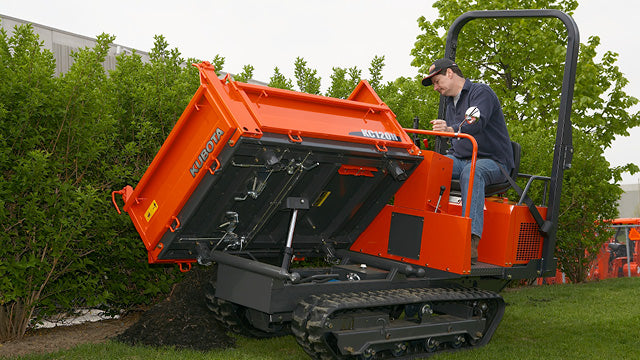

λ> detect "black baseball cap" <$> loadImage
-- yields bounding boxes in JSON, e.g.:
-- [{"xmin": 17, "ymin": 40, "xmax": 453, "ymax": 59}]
[{"xmin": 421, "ymin": 58, "xmax": 458, "ymax": 86}]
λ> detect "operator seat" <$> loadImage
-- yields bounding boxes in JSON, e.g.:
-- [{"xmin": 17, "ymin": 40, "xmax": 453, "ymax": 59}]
[
  {"xmin": 449, "ymin": 141, "xmax": 521, "ymax": 197},
  {"xmin": 608, "ymin": 242, "xmax": 627, "ymax": 258}
]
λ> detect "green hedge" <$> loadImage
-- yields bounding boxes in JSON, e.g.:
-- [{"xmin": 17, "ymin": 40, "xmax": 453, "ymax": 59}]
[{"xmin": 0, "ymin": 24, "xmax": 213, "ymax": 340}]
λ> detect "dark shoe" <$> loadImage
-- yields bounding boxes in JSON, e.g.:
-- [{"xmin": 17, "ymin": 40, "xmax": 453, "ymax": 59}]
[{"xmin": 471, "ymin": 234, "xmax": 480, "ymax": 263}]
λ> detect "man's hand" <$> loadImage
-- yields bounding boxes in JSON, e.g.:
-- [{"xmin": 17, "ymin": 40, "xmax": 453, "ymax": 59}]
[{"xmin": 430, "ymin": 119, "xmax": 452, "ymax": 133}]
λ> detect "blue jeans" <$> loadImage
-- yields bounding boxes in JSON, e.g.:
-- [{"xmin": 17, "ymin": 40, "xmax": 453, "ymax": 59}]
[{"xmin": 447, "ymin": 155, "xmax": 507, "ymax": 238}]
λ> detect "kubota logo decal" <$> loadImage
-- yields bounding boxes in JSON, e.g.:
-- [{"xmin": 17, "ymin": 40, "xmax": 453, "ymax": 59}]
[
  {"xmin": 190, "ymin": 128, "xmax": 224, "ymax": 178},
  {"xmin": 350, "ymin": 129, "xmax": 401, "ymax": 142}
]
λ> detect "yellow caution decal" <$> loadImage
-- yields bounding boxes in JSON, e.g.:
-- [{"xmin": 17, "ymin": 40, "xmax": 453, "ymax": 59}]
[
  {"xmin": 313, "ymin": 191, "xmax": 331, "ymax": 207},
  {"xmin": 145, "ymin": 200, "xmax": 159, "ymax": 222}
]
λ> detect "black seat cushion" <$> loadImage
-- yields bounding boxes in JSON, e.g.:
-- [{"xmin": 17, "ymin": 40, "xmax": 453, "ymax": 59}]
[{"xmin": 450, "ymin": 141, "xmax": 521, "ymax": 197}]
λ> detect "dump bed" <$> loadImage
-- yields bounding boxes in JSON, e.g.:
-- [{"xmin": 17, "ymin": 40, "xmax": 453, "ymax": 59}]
[{"xmin": 115, "ymin": 62, "xmax": 422, "ymax": 264}]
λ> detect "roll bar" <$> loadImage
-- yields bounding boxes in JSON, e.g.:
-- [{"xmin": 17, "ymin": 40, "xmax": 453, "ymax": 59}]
[{"xmin": 438, "ymin": 10, "xmax": 579, "ymax": 275}]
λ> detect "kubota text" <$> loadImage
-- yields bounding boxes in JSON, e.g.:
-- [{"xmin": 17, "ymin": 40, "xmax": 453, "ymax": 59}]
[{"xmin": 190, "ymin": 128, "xmax": 224, "ymax": 177}]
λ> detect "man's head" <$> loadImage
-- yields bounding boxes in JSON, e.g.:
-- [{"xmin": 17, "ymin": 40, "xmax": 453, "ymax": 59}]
[{"xmin": 422, "ymin": 58, "xmax": 465, "ymax": 97}]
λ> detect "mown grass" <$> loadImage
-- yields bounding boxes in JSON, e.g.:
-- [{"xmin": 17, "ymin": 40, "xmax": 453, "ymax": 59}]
[{"xmin": 7, "ymin": 277, "xmax": 640, "ymax": 360}]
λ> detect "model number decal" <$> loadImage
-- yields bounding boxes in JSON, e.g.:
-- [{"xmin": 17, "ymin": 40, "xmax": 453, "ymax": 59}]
[
  {"xmin": 350, "ymin": 129, "xmax": 401, "ymax": 142},
  {"xmin": 190, "ymin": 128, "xmax": 225, "ymax": 178}
]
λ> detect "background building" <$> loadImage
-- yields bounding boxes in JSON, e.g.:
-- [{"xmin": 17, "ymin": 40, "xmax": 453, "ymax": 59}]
[
  {"xmin": 619, "ymin": 183, "xmax": 640, "ymax": 218},
  {"xmin": 1, "ymin": 13, "xmax": 149, "ymax": 75}
]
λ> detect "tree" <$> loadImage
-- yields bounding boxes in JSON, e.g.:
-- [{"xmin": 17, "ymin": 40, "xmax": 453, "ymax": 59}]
[
  {"xmin": 0, "ymin": 26, "xmax": 200, "ymax": 340},
  {"xmin": 0, "ymin": 22, "xmax": 58, "ymax": 341},
  {"xmin": 378, "ymin": 76, "xmax": 436, "ymax": 129},
  {"xmin": 326, "ymin": 66, "xmax": 361, "ymax": 99},
  {"xmin": 104, "ymin": 35, "xmax": 203, "ymax": 312},
  {"xmin": 0, "ymin": 27, "xmax": 116, "ymax": 340},
  {"xmin": 268, "ymin": 67, "xmax": 294, "ymax": 90},
  {"xmin": 410, "ymin": 0, "xmax": 639, "ymax": 282},
  {"xmin": 293, "ymin": 57, "xmax": 321, "ymax": 95},
  {"xmin": 367, "ymin": 55, "xmax": 386, "ymax": 93},
  {"xmin": 235, "ymin": 64, "xmax": 254, "ymax": 83},
  {"xmin": 143, "ymin": 35, "xmax": 200, "ymax": 141},
  {"xmin": 209, "ymin": 54, "xmax": 226, "ymax": 76}
]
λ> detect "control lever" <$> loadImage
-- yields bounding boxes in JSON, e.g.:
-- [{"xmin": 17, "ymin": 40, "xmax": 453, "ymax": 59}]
[
  {"xmin": 214, "ymin": 212, "xmax": 239, "ymax": 250},
  {"xmin": 434, "ymin": 186, "xmax": 445, "ymax": 213},
  {"xmin": 455, "ymin": 106, "xmax": 480, "ymax": 135}
]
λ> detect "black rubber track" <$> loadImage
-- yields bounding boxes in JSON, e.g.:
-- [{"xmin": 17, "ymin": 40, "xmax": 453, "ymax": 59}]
[{"xmin": 291, "ymin": 287, "xmax": 505, "ymax": 360}]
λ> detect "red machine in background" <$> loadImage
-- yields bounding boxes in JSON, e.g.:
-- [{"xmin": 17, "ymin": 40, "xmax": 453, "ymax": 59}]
[
  {"xmin": 589, "ymin": 218, "xmax": 640, "ymax": 279},
  {"xmin": 538, "ymin": 218, "xmax": 640, "ymax": 284}
]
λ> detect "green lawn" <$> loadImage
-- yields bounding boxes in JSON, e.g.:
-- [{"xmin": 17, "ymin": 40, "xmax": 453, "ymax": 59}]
[{"xmin": 7, "ymin": 277, "xmax": 640, "ymax": 360}]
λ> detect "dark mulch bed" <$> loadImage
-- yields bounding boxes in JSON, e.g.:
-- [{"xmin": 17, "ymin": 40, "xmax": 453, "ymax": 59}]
[{"xmin": 116, "ymin": 267, "xmax": 234, "ymax": 351}]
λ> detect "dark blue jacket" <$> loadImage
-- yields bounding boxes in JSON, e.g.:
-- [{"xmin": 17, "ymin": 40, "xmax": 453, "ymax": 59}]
[{"xmin": 444, "ymin": 79, "xmax": 514, "ymax": 171}]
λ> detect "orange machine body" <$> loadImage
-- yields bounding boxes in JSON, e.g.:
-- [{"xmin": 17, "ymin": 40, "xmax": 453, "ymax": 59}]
[
  {"xmin": 116, "ymin": 62, "xmax": 548, "ymax": 276},
  {"xmin": 350, "ymin": 149, "xmax": 548, "ymax": 274}
]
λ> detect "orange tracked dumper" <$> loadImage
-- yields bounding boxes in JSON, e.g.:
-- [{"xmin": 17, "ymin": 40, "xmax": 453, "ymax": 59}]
[{"xmin": 113, "ymin": 10, "xmax": 579, "ymax": 359}]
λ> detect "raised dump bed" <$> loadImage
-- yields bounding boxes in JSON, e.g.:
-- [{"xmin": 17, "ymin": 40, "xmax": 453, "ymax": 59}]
[{"xmin": 113, "ymin": 62, "xmax": 422, "ymax": 264}]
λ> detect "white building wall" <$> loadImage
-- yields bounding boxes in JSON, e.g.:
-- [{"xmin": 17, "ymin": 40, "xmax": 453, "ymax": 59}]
[
  {"xmin": 619, "ymin": 183, "xmax": 640, "ymax": 218},
  {"xmin": 1, "ymin": 14, "xmax": 149, "ymax": 75}
]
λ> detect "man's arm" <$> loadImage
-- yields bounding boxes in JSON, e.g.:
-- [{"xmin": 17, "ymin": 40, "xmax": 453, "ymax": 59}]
[{"xmin": 462, "ymin": 85, "xmax": 499, "ymax": 135}]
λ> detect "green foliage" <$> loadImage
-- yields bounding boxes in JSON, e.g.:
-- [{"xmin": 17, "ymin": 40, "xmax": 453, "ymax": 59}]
[
  {"xmin": 326, "ymin": 66, "xmax": 361, "ymax": 99},
  {"xmin": 209, "ymin": 54, "xmax": 225, "ymax": 75},
  {"xmin": 0, "ymin": 24, "xmax": 204, "ymax": 340},
  {"xmin": 556, "ymin": 133, "xmax": 621, "ymax": 282},
  {"xmin": 367, "ymin": 55, "xmax": 385, "ymax": 93},
  {"xmin": 379, "ymin": 76, "xmax": 437, "ymax": 129},
  {"xmin": 0, "ymin": 24, "xmax": 56, "ymax": 159},
  {"xmin": 145, "ymin": 35, "xmax": 201, "ymax": 141},
  {"xmin": 235, "ymin": 64, "xmax": 254, "ymax": 83},
  {"xmin": 100, "ymin": 33, "xmax": 201, "ymax": 309},
  {"xmin": 0, "ymin": 23, "xmax": 66, "ymax": 340},
  {"xmin": 53, "ymin": 33, "xmax": 116, "ymax": 183},
  {"xmin": 293, "ymin": 57, "xmax": 321, "ymax": 94},
  {"xmin": 410, "ymin": 0, "xmax": 639, "ymax": 282},
  {"xmin": 268, "ymin": 67, "xmax": 294, "ymax": 90}
]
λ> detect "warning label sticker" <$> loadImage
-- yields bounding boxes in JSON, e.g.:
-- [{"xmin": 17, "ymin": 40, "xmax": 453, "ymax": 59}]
[{"xmin": 145, "ymin": 200, "xmax": 159, "ymax": 222}]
